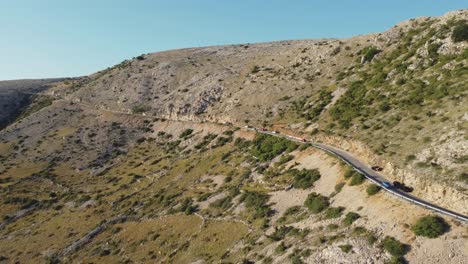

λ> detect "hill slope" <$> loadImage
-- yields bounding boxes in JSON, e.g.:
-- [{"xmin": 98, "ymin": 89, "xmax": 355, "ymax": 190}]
[{"xmin": 0, "ymin": 9, "xmax": 467, "ymax": 264}]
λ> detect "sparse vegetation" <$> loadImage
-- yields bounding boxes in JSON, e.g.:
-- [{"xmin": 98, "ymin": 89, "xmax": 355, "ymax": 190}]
[
  {"xmin": 240, "ymin": 191, "xmax": 271, "ymax": 219},
  {"xmin": 359, "ymin": 46, "xmax": 381, "ymax": 63},
  {"xmin": 366, "ymin": 184, "xmax": 381, "ymax": 195},
  {"xmin": 290, "ymin": 168, "xmax": 321, "ymax": 189},
  {"xmin": 304, "ymin": 192, "xmax": 329, "ymax": 214},
  {"xmin": 349, "ymin": 172, "xmax": 365, "ymax": 186},
  {"xmin": 1, "ymin": 11, "xmax": 466, "ymax": 264},
  {"xmin": 251, "ymin": 133, "xmax": 298, "ymax": 161},
  {"xmin": 411, "ymin": 215, "xmax": 449, "ymax": 238},
  {"xmin": 451, "ymin": 23, "xmax": 468, "ymax": 42},
  {"xmin": 343, "ymin": 212, "xmax": 360, "ymax": 225},
  {"xmin": 324, "ymin": 207, "xmax": 344, "ymax": 219},
  {"xmin": 339, "ymin": 244, "xmax": 353, "ymax": 253},
  {"xmin": 334, "ymin": 182, "xmax": 345, "ymax": 193},
  {"xmin": 382, "ymin": 236, "xmax": 408, "ymax": 258},
  {"xmin": 179, "ymin": 128, "xmax": 194, "ymax": 139},
  {"xmin": 131, "ymin": 104, "xmax": 150, "ymax": 114}
]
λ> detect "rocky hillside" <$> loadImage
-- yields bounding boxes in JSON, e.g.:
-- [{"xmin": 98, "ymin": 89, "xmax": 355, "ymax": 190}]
[
  {"xmin": 0, "ymin": 78, "xmax": 71, "ymax": 129},
  {"xmin": 0, "ymin": 9, "xmax": 467, "ymax": 264},
  {"xmin": 48, "ymin": 10, "xmax": 467, "ymax": 211}
]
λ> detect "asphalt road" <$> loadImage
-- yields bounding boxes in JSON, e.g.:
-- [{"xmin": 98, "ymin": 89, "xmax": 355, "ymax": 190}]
[
  {"xmin": 12, "ymin": 92, "xmax": 467, "ymax": 222},
  {"xmin": 253, "ymin": 128, "xmax": 468, "ymax": 223}
]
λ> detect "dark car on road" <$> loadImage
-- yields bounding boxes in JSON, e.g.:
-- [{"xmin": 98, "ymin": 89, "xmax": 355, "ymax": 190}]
[{"xmin": 393, "ymin": 181, "xmax": 413, "ymax": 192}]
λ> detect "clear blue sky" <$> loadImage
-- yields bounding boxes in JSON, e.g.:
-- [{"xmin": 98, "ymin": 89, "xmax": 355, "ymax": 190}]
[{"xmin": 1, "ymin": 0, "xmax": 466, "ymax": 80}]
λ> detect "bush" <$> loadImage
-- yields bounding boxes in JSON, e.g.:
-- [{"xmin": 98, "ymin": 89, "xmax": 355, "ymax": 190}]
[
  {"xmin": 179, "ymin": 129, "xmax": 193, "ymax": 139},
  {"xmin": 329, "ymin": 81, "xmax": 368, "ymax": 129},
  {"xmin": 291, "ymin": 168, "xmax": 321, "ymax": 189},
  {"xmin": 131, "ymin": 104, "xmax": 150, "ymax": 114},
  {"xmin": 334, "ymin": 182, "xmax": 345, "ymax": 193},
  {"xmin": 251, "ymin": 134, "xmax": 298, "ymax": 161},
  {"xmin": 240, "ymin": 191, "xmax": 271, "ymax": 219},
  {"xmin": 343, "ymin": 212, "xmax": 360, "ymax": 225},
  {"xmin": 276, "ymin": 154, "xmax": 294, "ymax": 166},
  {"xmin": 338, "ymin": 244, "xmax": 353, "ymax": 253},
  {"xmin": 269, "ymin": 226, "xmax": 294, "ymax": 241},
  {"xmin": 275, "ymin": 242, "xmax": 288, "ymax": 254},
  {"xmin": 359, "ymin": 46, "xmax": 381, "ymax": 63},
  {"xmin": 349, "ymin": 173, "xmax": 365, "ymax": 186},
  {"xmin": 209, "ymin": 196, "xmax": 232, "ymax": 210},
  {"xmin": 304, "ymin": 192, "xmax": 329, "ymax": 214},
  {"xmin": 389, "ymin": 256, "xmax": 406, "ymax": 264},
  {"xmin": 452, "ymin": 23, "xmax": 468, "ymax": 42},
  {"xmin": 179, "ymin": 198, "xmax": 198, "ymax": 215},
  {"xmin": 194, "ymin": 134, "xmax": 217, "ymax": 149},
  {"xmin": 343, "ymin": 168, "xmax": 355, "ymax": 179},
  {"xmin": 366, "ymin": 184, "xmax": 381, "ymax": 195},
  {"xmin": 325, "ymin": 207, "xmax": 344, "ymax": 219},
  {"xmin": 411, "ymin": 216, "xmax": 449, "ymax": 238},
  {"xmin": 382, "ymin": 236, "xmax": 408, "ymax": 257}
]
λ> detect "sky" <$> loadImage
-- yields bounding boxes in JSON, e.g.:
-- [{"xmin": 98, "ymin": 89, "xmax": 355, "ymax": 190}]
[{"xmin": 0, "ymin": 0, "xmax": 466, "ymax": 80}]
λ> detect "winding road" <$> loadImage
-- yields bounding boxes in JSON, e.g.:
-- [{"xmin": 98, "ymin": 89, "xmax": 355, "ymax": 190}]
[
  {"xmin": 253, "ymin": 128, "xmax": 468, "ymax": 223},
  {"xmin": 10, "ymin": 91, "xmax": 468, "ymax": 223}
]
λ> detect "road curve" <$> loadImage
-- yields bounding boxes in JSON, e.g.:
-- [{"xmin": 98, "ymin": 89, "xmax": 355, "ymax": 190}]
[
  {"xmin": 252, "ymin": 128, "xmax": 468, "ymax": 223},
  {"xmin": 12, "ymin": 92, "xmax": 468, "ymax": 222}
]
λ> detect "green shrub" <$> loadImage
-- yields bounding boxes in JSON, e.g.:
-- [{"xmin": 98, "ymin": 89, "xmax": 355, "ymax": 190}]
[
  {"xmin": 304, "ymin": 192, "xmax": 329, "ymax": 214},
  {"xmin": 379, "ymin": 101, "xmax": 391, "ymax": 112},
  {"xmin": 452, "ymin": 23, "xmax": 468, "ymax": 42},
  {"xmin": 343, "ymin": 212, "xmax": 360, "ymax": 225},
  {"xmin": 291, "ymin": 168, "xmax": 321, "ymax": 189},
  {"xmin": 251, "ymin": 134, "xmax": 298, "ymax": 161},
  {"xmin": 209, "ymin": 197, "xmax": 232, "ymax": 210},
  {"xmin": 298, "ymin": 143, "xmax": 310, "ymax": 151},
  {"xmin": 275, "ymin": 242, "xmax": 288, "ymax": 254},
  {"xmin": 366, "ymin": 184, "xmax": 381, "ymax": 195},
  {"xmin": 382, "ymin": 236, "xmax": 408, "ymax": 257},
  {"xmin": 269, "ymin": 226, "xmax": 294, "ymax": 241},
  {"xmin": 359, "ymin": 46, "xmax": 381, "ymax": 63},
  {"xmin": 194, "ymin": 133, "xmax": 217, "ymax": 149},
  {"xmin": 214, "ymin": 136, "xmax": 232, "ymax": 147},
  {"xmin": 366, "ymin": 233, "xmax": 377, "ymax": 245},
  {"xmin": 411, "ymin": 216, "xmax": 449, "ymax": 238},
  {"xmin": 179, "ymin": 129, "xmax": 193, "ymax": 139},
  {"xmin": 427, "ymin": 43, "xmax": 441, "ymax": 59},
  {"xmin": 276, "ymin": 154, "xmax": 294, "ymax": 166},
  {"xmin": 288, "ymin": 252, "xmax": 304, "ymax": 264},
  {"xmin": 223, "ymin": 130, "xmax": 234, "ymax": 136},
  {"xmin": 405, "ymin": 154, "xmax": 416, "ymax": 162},
  {"xmin": 325, "ymin": 207, "xmax": 344, "ymax": 219},
  {"xmin": 131, "ymin": 104, "xmax": 150, "ymax": 114},
  {"xmin": 388, "ymin": 256, "xmax": 406, "ymax": 264},
  {"xmin": 352, "ymin": 226, "xmax": 367, "ymax": 235},
  {"xmin": 240, "ymin": 191, "xmax": 271, "ymax": 219},
  {"xmin": 179, "ymin": 198, "xmax": 198, "ymax": 215},
  {"xmin": 334, "ymin": 182, "xmax": 345, "ymax": 193},
  {"xmin": 349, "ymin": 173, "xmax": 365, "ymax": 186},
  {"xmin": 343, "ymin": 167, "xmax": 355, "ymax": 179},
  {"xmin": 338, "ymin": 244, "xmax": 353, "ymax": 253}
]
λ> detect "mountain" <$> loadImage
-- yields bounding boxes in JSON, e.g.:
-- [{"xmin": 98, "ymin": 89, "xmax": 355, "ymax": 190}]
[
  {"xmin": 0, "ymin": 10, "xmax": 467, "ymax": 264},
  {"xmin": 0, "ymin": 78, "xmax": 72, "ymax": 129}
]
